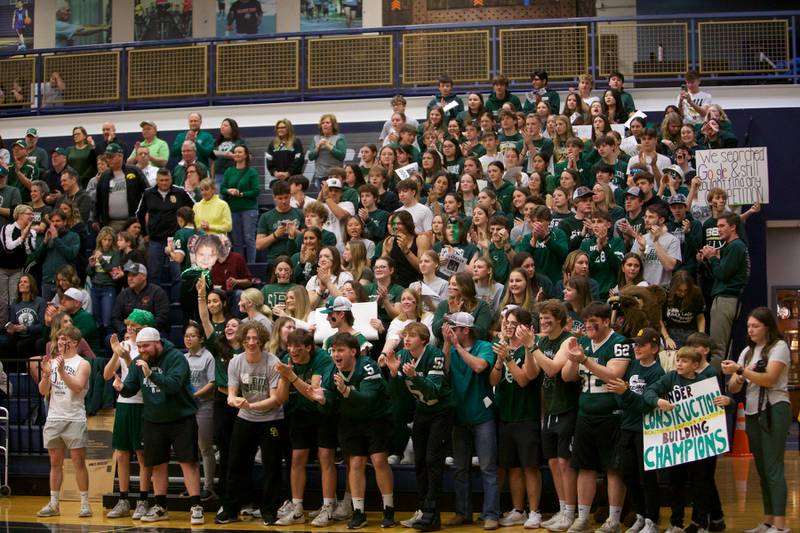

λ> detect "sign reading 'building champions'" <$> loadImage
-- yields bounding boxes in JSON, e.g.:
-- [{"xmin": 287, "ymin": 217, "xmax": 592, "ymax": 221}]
[{"xmin": 642, "ymin": 377, "xmax": 730, "ymax": 471}]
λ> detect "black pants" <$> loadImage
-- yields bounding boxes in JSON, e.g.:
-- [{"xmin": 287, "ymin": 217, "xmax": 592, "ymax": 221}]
[
  {"xmin": 213, "ymin": 391, "xmax": 239, "ymax": 495},
  {"xmin": 412, "ymin": 408, "xmax": 453, "ymax": 510},
  {"xmin": 692, "ymin": 455, "xmax": 723, "ymax": 523},
  {"xmin": 223, "ymin": 417, "xmax": 285, "ymax": 518},
  {"xmin": 619, "ymin": 429, "xmax": 660, "ymax": 522},
  {"xmin": 668, "ymin": 456, "xmax": 716, "ymax": 528}
]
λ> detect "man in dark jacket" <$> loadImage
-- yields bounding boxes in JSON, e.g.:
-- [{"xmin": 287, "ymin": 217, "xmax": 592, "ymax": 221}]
[
  {"xmin": 115, "ymin": 327, "xmax": 203, "ymax": 525},
  {"xmin": 95, "ymin": 143, "xmax": 149, "ymax": 232},
  {"xmin": 136, "ymin": 168, "xmax": 194, "ymax": 284},
  {"xmin": 110, "ymin": 262, "xmax": 170, "ymax": 336}
]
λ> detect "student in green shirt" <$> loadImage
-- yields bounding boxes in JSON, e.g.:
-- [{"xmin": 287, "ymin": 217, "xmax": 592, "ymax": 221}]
[
  {"xmin": 486, "ymin": 161, "xmax": 515, "ymax": 214},
  {"xmin": 260, "ymin": 256, "xmax": 297, "ymax": 308},
  {"xmin": 497, "ymin": 109, "xmax": 524, "ymax": 154},
  {"xmin": 554, "ymin": 138, "xmax": 593, "ymax": 188},
  {"xmin": 561, "ymin": 302, "xmax": 633, "ymax": 533},
  {"xmin": 606, "ymin": 328, "xmax": 665, "ymax": 533},
  {"xmin": 384, "ymin": 322, "xmax": 453, "ymax": 531},
  {"xmin": 608, "ymin": 71, "xmax": 636, "ymax": 118},
  {"xmin": 580, "ymin": 210, "xmax": 625, "ymax": 299},
  {"xmin": 169, "ymin": 206, "xmax": 203, "ymax": 273},
  {"xmin": 485, "ymin": 74, "xmax": 522, "ymax": 119},
  {"xmin": 513, "ymin": 205, "xmax": 568, "ymax": 285},
  {"xmin": 255, "ymin": 180, "xmax": 304, "ymax": 267},
  {"xmin": 441, "ymin": 312, "xmax": 500, "ymax": 528},
  {"xmin": 221, "ymin": 145, "xmax": 260, "ymax": 263},
  {"xmin": 356, "ymin": 184, "xmax": 389, "ymax": 243},
  {"xmin": 431, "ymin": 272, "xmax": 493, "ymax": 343},
  {"xmin": 522, "ymin": 70, "xmax": 560, "ymax": 116},
  {"xmin": 490, "ymin": 308, "xmax": 543, "ymax": 529}
]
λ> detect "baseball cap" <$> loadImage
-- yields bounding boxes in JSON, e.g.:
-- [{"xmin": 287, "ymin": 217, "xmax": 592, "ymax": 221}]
[
  {"xmin": 625, "ymin": 186, "xmax": 644, "ymax": 199},
  {"xmin": 632, "ymin": 328, "xmax": 661, "ymax": 346},
  {"xmin": 126, "ymin": 309, "xmax": 156, "ymax": 327},
  {"xmin": 13, "ymin": 139, "xmax": 27, "ymax": 149},
  {"xmin": 663, "ymin": 165, "xmax": 685, "ymax": 180},
  {"xmin": 572, "ymin": 186, "xmax": 593, "ymax": 200},
  {"xmin": 140, "ymin": 120, "xmax": 157, "ymax": 129},
  {"xmin": 26, "ymin": 128, "xmax": 38, "ymax": 137},
  {"xmin": 63, "ymin": 287, "xmax": 84, "ymax": 303},
  {"xmin": 105, "ymin": 143, "xmax": 124, "ymax": 155},
  {"xmin": 668, "ymin": 193, "xmax": 688, "ymax": 206},
  {"xmin": 52, "ymin": 147, "xmax": 68, "ymax": 156},
  {"xmin": 326, "ymin": 177, "xmax": 343, "ymax": 189},
  {"xmin": 124, "ymin": 261, "xmax": 148, "ymax": 275},
  {"xmin": 447, "ymin": 312, "xmax": 475, "ymax": 328},
  {"xmin": 136, "ymin": 327, "xmax": 161, "ymax": 343},
  {"xmin": 320, "ymin": 296, "xmax": 352, "ymax": 314}
]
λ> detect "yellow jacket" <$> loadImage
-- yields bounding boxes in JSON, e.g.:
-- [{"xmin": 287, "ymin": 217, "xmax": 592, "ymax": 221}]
[{"xmin": 192, "ymin": 195, "xmax": 232, "ymax": 234}]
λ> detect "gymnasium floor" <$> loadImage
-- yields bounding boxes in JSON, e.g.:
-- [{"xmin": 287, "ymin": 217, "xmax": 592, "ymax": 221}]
[{"xmin": 0, "ymin": 455, "xmax": 797, "ymax": 532}]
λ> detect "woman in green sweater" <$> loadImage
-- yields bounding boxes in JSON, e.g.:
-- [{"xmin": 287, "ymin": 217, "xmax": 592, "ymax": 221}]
[
  {"xmin": 68, "ymin": 126, "xmax": 97, "ymax": 187},
  {"xmin": 221, "ymin": 145, "xmax": 259, "ymax": 263}
]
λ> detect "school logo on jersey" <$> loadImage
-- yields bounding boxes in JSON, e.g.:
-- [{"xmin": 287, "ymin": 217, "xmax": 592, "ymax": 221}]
[{"xmin": 628, "ymin": 374, "xmax": 647, "ymax": 395}]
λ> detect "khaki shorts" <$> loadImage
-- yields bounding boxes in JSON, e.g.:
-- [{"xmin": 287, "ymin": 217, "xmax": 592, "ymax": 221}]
[{"xmin": 43, "ymin": 419, "xmax": 88, "ymax": 450}]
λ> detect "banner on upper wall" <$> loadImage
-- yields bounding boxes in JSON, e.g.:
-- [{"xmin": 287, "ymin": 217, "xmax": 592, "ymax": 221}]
[
  {"xmin": 134, "ymin": 0, "xmax": 192, "ymax": 41},
  {"xmin": 1, "ymin": 0, "xmax": 33, "ymax": 52},
  {"xmin": 693, "ymin": 147, "xmax": 769, "ymax": 207},
  {"xmin": 55, "ymin": 0, "xmax": 111, "ymax": 47},
  {"xmin": 217, "ymin": 0, "xmax": 277, "ymax": 37},
  {"xmin": 301, "ymin": 0, "xmax": 362, "ymax": 31},
  {"xmin": 642, "ymin": 377, "xmax": 729, "ymax": 471}
]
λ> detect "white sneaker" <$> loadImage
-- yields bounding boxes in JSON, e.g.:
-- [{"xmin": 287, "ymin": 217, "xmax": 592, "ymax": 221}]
[
  {"xmin": 568, "ymin": 517, "xmax": 593, "ymax": 533},
  {"xmin": 664, "ymin": 527, "xmax": 685, "ymax": 533},
  {"xmin": 400, "ymin": 509, "xmax": 423, "ymax": 528},
  {"xmin": 79, "ymin": 502, "xmax": 93, "ymax": 518},
  {"xmin": 254, "ymin": 449, "xmax": 262, "ymax": 464},
  {"xmin": 333, "ymin": 498, "xmax": 353, "ymax": 520},
  {"xmin": 277, "ymin": 500, "xmax": 295, "ymax": 519},
  {"xmin": 548, "ymin": 514, "xmax": 575, "ymax": 532},
  {"xmin": 500, "ymin": 509, "xmax": 528, "ymax": 526},
  {"xmin": 765, "ymin": 528, "xmax": 791, "ymax": 533},
  {"xmin": 311, "ymin": 503, "xmax": 336, "ymax": 527},
  {"xmin": 191, "ymin": 504, "xmax": 205, "ymax": 525},
  {"xmin": 132, "ymin": 500, "xmax": 149, "ymax": 520},
  {"xmin": 37, "ymin": 502, "xmax": 60, "ymax": 517},
  {"xmin": 141, "ymin": 504, "xmax": 169, "ymax": 522},
  {"xmin": 275, "ymin": 502, "xmax": 305, "ymax": 525},
  {"xmin": 525, "ymin": 511, "xmax": 543, "ymax": 529},
  {"xmin": 744, "ymin": 526, "xmax": 770, "ymax": 533},
  {"xmin": 640, "ymin": 519, "xmax": 659, "ymax": 533},
  {"xmin": 388, "ymin": 455, "xmax": 400, "ymax": 465},
  {"xmin": 471, "ymin": 456, "xmax": 480, "ymax": 466},
  {"xmin": 595, "ymin": 518, "xmax": 622, "ymax": 533},
  {"xmin": 445, "ymin": 456, "xmax": 454, "ymax": 466},
  {"xmin": 107, "ymin": 499, "xmax": 130, "ymax": 518},
  {"xmin": 241, "ymin": 505, "xmax": 257, "ymax": 517},
  {"xmin": 309, "ymin": 505, "xmax": 323, "ymax": 519},
  {"xmin": 542, "ymin": 512, "xmax": 563, "ymax": 528},
  {"xmin": 625, "ymin": 515, "xmax": 645, "ymax": 533},
  {"xmin": 401, "ymin": 449, "xmax": 415, "ymax": 464}
]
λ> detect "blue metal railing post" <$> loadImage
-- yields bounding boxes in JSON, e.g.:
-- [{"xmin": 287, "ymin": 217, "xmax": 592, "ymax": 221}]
[
  {"xmin": 120, "ymin": 45, "xmax": 128, "ymax": 111},
  {"xmin": 34, "ymin": 51, "xmax": 43, "ymax": 115},
  {"xmin": 589, "ymin": 21, "xmax": 597, "ymax": 85},
  {"xmin": 393, "ymin": 29, "xmax": 402, "ymax": 93},
  {"xmin": 689, "ymin": 17, "xmax": 697, "ymax": 71},
  {"xmin": 208, "ymin": 41, "xmax": 216, "ymax": 106},
  {"xmin": 299, "ymin": 36, "xmax": 307, "ymax": 101},
  {"xmin": 491, "ymin": 24, "xmax": 498, "ymax": 80},
  {"xmin": 792, "ymin": 16, "xmax": 798, "ymax": 84}
]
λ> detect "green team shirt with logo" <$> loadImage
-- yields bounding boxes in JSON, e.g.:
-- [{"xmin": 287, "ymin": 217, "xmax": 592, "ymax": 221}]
[
  {"xmin": 577, "ymin": 331, "xmax": 633, "ymax": 416},
  {"xmin": 261, "ymin": 282, "xmax": 297, "ymax": 308},
  {"xmin": 537, "ymin": 331, "xmax": 579, "ymax": 415},
  {"xmin": 495, "ymin": 344, "xmax": 542, "ymax": 423},
  {"xmin": 392, "ymin": 344, "xmax": 453, "ymax": 414},
  {"xmin": 282, "ymin": 348, "xmax": 333, "ymax": 414},
  {"xmin": 449, "ymin": 339, "xmax": 496, "ymax": 426},
  {"xmin": 617, "ymin": 358, "xmax": 664, "ymax": 431},
  {"xmin": 580, "ymin": 235, "xmax": 625, "ymax": 299},
  {"xmin": 256, "ymin": 208, "xmax": 304, "ymax": 262},
  {"xmin": 322, "ymin": 356, "xmax": 389, "ymax": 420},
  {"xmin": 514, "ymin": 226, "xmax": 569, "ymax": 285},
  {"xmin": 173, "ymin": 227, "xmax": 203, "ymax": 271}
]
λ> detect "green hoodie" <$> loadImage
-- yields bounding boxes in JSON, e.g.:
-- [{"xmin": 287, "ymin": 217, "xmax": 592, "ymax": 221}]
[{"xmin": 120, "ymin": 339, "xmax": 199, "ymax": 423}]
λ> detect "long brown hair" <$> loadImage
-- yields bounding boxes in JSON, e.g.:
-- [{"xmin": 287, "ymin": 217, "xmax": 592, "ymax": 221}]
[{"xmin": 667, "ymin": 271, "xmax": 704, "ymax": 313}]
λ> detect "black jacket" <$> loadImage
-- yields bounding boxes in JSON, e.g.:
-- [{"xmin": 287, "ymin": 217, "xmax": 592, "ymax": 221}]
[
  {"xmin": 95, "ymin": 165, "xmax": 149, "ymax": 226},
  {"xmin": 266, "ymin": 138, "xmax": 304, "ymax": 177},
  {"xmin": 111, "ymin": 282, "xmax": 170, "ymax": 334},
  {"xmin": 136, "ymin": 185, "xmax": 194, "ymax": 242}
]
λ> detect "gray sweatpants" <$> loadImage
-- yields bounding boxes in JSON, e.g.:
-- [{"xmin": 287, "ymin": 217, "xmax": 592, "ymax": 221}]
[
  {"xmin": 709, "ymin": 295, "xmax": 738, "ymax": 356},
  {"xmin": 197, "ymin": 407, "xmax": 216, "ymax": 492}
]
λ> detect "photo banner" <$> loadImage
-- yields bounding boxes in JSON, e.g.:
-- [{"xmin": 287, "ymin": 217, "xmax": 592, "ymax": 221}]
[
  {"xmin": 693, "ymin": 147, "xmax": 769, "ymax": 207},
  {"xmin": 1, "ymin": 1, "xmax": 34, "ymax": 52},
  {"xmin": 642, "ymin": 377, "xmax": 729, "ymax": 471}
]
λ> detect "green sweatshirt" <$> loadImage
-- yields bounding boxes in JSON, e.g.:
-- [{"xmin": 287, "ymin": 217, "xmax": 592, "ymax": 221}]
[
  {"xmin": 513, "ymin": 226, "xmax": 568, "ymax": 285},
  {"xmin": 120, "ymin": 339, "xmax": 199, "ymax": 423},
  {"xmin": 577, "ymin": 332, "xmax": 633, "ymax": 416},
  {"xmin": 321, "ymin": 356, "xmax": 390, "ymax": 420},
  {"xmin": 709, "ymin": 238, "xmax": 749, "ymax": 298},
  {"xmin": 282, "ymin": 348, "xmax": 333, "ymax": 414},
  {"xmin": 34, "ymin": 230, "xmax": 81, "ymax": 284},
  {"xmin": 220, "ymin": 166, "xmax": 259, "ymax": 212},
  {"xmin": 617, "ymin": 358, "xmax": 664, "ymax": 431},
  {"xmin": 391, "ymin": 344, "xmax": 453, "ymax": 414},
  {"xmin": 581, "ymin": 234, "xmax": 625, "ymax": 299},
  {"xmin": 537, "ymin": 331, "xmax": 578, "ymax": 416},
  {"xmin": 495, "ymin": 344, "xmax": 542, "ymax": 423}
]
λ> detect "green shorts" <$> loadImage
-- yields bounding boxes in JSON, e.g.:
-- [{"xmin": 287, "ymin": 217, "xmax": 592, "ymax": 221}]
[{"xmin": 112, "ymin": 402, "xmax": 144, "ymax": 452}]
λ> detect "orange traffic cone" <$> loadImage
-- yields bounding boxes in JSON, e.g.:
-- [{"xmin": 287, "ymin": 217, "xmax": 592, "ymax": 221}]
[
  {"xmin": 728, "ymin": 402, "xmax": 752, "ymax": 457},
  {"xmin": 732, "ymin": 456, "xmax": 750, "ymax": 512}
]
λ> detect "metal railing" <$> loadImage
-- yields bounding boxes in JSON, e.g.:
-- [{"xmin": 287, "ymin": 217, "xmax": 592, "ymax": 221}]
[{"xmin": 0, "ymin": 10, "xmax": 797, "ymax": 116}]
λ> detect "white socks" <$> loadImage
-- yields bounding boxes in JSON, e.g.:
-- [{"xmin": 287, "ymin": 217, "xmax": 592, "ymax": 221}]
[
  {"xmin": 609, "ymin": 506, "xmax": 622, "ymax": 523},
  {"xmin": 80, "ymin": 491, "xmax": 90, "ymax": 506},
  {"xmin": 352, "ymin": 497, "xmax": 365, "ymax": 512},
  {"xmin": 382, "ymin": 493, "xmax": 394, "ymax": 509},
  {"xmin": 578, "ymin": 505, "xmax": 591, "ymax": 520},
  {"xmin": 50, "ymin": 490, "xmax": 60, "ymax": 507},
  {"xmin": 323, "ymin": 497, "xmax": 336, "ymax": 506},
  {"xmin": 564, "ymin": 505, "xmax": 576, "ymax": 520},
  {"xmin": 559, "ymin": 500, "xmax": 566, "ymax": 513}
]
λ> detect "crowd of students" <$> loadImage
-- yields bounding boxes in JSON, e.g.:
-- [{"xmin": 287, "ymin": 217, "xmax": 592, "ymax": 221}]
[{"xmin": 0, "ymin": 68, "xmax": 792, "ymax": 533}]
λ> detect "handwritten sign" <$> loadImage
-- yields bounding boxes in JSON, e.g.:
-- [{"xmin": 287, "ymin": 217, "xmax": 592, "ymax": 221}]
[
  {"xmin": 642, "ymin": 377, "xmax": 729, "ymax": 471},
  {"xmin": 694, "ymin": 147, "xmax": 769, "ymax": 206}
]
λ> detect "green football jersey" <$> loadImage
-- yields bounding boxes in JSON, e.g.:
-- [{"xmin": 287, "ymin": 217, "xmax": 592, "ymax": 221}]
[
  {"xmin": 537, "ymin": 331, "xmax": 579, "ymax": 415},
  {"xmin": 495, "ymin": 344, "xmax": 542, "ymax": 423},
  {"xmin": 393, "ymin": 344, "xmax": 453, "ymax": 414},
  {"xmin": 282, "ymin": 348, "xmax": 332, "ymax": 414},
  {"xmin": 322, "ymin": 356, "xmax": 390, "ymax": 420},
  {"xmin": 577, "ymin": 331, "xmax": 633, "ymax": 416}
]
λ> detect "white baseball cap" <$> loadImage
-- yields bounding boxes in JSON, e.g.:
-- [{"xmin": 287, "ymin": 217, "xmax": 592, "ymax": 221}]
[
  {"xmin": 63, "ymin": 287, "xmax": 84, "ymax": 303},
  {"xmin": 447, "ymin": 312, "xmax": 475, "ymax": 328},
  {"xmin": 136, "ymin": 327, "xmax": 161, "ymax": 343}
]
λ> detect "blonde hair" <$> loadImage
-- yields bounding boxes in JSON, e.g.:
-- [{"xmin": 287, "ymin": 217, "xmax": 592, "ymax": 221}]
[
  {"xmin": 95, "ymin": 226, "xmax": 116, "ymax": 253},
  {"xmin": 241, "ymin": 288, "xmax": 271, "ymax": 316},
  {"xmin": 273, "ymin": 119, "xmax": 296, "ymax": 147},
  {"xmin": 397, "ymin": 288, "xmax": 424, "ymax": 321},
  {"xmin": 344, "ymin": 240, "xmax": 370, "ymax": 282},
  {"xmin": 267, "ymin": 316, "xmax": 294, "ymax": 355},
  {"xmin": 286, "ymin": 285, "xmax": 311, "ymax": 321}
]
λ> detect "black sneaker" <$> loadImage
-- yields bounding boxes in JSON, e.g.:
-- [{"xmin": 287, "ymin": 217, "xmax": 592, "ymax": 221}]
[
  {"xmin": 709, "ymin": 518, "xmax": 726, "ymax": 532},
  {"xmin": 262, "ymin": 512, "xmax": 277, "ymax": 526},
  {"xmin": 348, "ymin": 509, "xmax": 368, "ymax": 529},
  {"xmin": 685, "ymin": 524, "xmax": 700, "ymax": 533},
  {"xmin": 215, "ymin": 510, "xmax": 237, "ymax": 524},
  {"xmin": 381, "ymin": 506, "xmax": 395, "ymax": 528},
  {"xmin": 414, "ymin": 510, "xmax": 441, "ymax": 532}
]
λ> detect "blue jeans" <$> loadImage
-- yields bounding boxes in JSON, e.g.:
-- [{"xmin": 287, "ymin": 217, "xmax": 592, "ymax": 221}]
[
  {"xmin": 230, "ymin": 209, "xmax": 258, "ymax": 263},
  {"xmin": 90, "ymin": 286, "xmax": 116, "ymax": 333},
  {"xmin": 452, "ymin": 419, "xmax": 500, "ymax": 521}
]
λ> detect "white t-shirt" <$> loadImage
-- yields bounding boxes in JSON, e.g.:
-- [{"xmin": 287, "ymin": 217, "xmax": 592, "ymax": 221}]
[
  {"xmin": 396, "ymin": 202, "xmax": 433, "ymax": 234},
  {"xmin": 117, "ymin": 341, "xmax": 143, "ymax": 404},
  {"xmin": 324, "ymin": 201, "xmax": 355, "ymax": 246},
  {"xmin": 627, "ymin": 153, "xmax": 672, "ymax": 175},
  {"xmin": 678, "ymin": 90, "xmax": 713, "ymax": 125},
  {"xmin": 737, "ymin": 340, "xmax": 791, "ymax": 416},
  {"xmin": 630, "ymin": 231, "xmax": 682, "ymax": 287},
  {"xmin": 47, "ymin": 355, "xmax": 89, "ymax": 422}
]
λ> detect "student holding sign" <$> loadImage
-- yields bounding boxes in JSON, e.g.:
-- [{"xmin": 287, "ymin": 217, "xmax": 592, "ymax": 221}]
[{"xmin": 561, "ymin": 302, "xmax": 632, "ymax": 533}]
